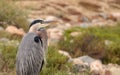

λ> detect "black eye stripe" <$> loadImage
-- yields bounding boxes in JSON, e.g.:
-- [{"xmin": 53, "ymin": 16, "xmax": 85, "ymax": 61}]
[{"xmin": 29, "ymin": 20, "xmax": 44, "ymax": 28}]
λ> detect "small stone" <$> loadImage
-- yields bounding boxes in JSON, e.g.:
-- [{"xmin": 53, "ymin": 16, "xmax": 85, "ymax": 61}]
[
  {"xmin": 0, "ymin": 38, "xmax": 9, "ymax": 42},
  {"xmin": 90, "ymin": 60, "xmax": 103, "ymax": 75},
  {"xmin": 104, "ymin": 69, "xmax": 112, "ymax": 75},
  {"xmin": 45, "ymin": 16, "xmax": 58, "ymax": 21},
  {"xmin": 111, "ymin": 12, "xmax": 120, "ymax": 19},
  {"xmin": 108, "ymin": 14, "xmax": 117, "ymax": 21},
  {"xmin": 99, "ymin": 13, "xmax": 108, "ymax": 20},
  {"xmin": 5, "ymin": 26, "xmax": 25, "ymax": 36},
  {"xmin": 79, "ymin": 23, "xmax": 92, "ymax": 28},
  {"xmin": 109, "ymin": 66, "xmax": 120, "ymax": 75},
  {"xmin": 104, "ymin": 40, "xmax": 112, "ymax": 46},
  {"xmin": 81, "ymin": 16, "xmax": 90, "ymax": 22},
  {"xmin": 66, "ymin": 6, "xmax": 82, "ymax": 15},
  {"xmin": 56, "ymin": 23, "xmax": 71, "ymax": 30},
  {"xmin": 58, "ymin": 50, "xmax": 71, "ymax": 58},
  {"xmin": 70, "ymin": 32, "xmax": 82, "ymax": 37},
  {"xmin": 0, "ymin": 26, "xmax": 4, "ymax": 31},
  {"xmin": 47, "ymin": 28, "xmax": 63, "ymax": 43},
  {"xmin": 71, "ymin": 58, "xmax": 89, "ymax": 73},
  {"xmin": 71, "ymin": 58, "xmax": 84, "ymax": 65},
  {"xmin": 77, "ymin": 55, "xmax": 96, "ymax": 64}
]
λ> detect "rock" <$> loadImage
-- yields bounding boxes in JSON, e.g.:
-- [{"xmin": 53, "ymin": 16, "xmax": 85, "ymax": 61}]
[
  {"xmin": 104, "ymin": 69, "xmax": 112, "ymax": 75},
  {"xmin": 66, "ymin": 6, "xmax": 82, "ymax": 15},
  {"xmin": 110, "ymin": 67, "xmax": 120, "ymax": 75},
  {"xmin": 0, "ymin": 38, "xmax": 9, "ymax": 42},
  {"xmin": 71, "ymin": 58, "xmax": 89, "ymax": 73},
  {"xmin": 111, "ymin": 13, "xmax": 120, "ymax": 19},
  {"xmin": 92, "ymin": 20, "xmax": 116, "ymax": 27},
  {"xmin": 77, "ymin": 55, "xmax": 96, "ymax": 64},
  {"xmin": 45, "ymin": 16, "xmax": 58, "ymax": 21},
  {"xmin": 92, "ymin": 19, "xmax": 100, "ymax": 23},
  {"xmin": 59, "ymin": 15, "xmax": 71, "ymax": 22},
  {"xmin": 0, "ymin": 26, "xmax": 4, "ymax": 31},
  {"xmin": 56, "ymin": 23, "xmax": 72, "ymax": 30},
  {"xmin": 79, "ymin": 23, "xmax": 92, "ymax": 28},
  {"xmin": 70, "ymin": 55, "xmax": 98, "ymax": 73},
  {"xmin": 91, "ymin": 13, "xmax": 118, "ymax": 26},
  {"xmin": 70, "ymin": 32, "xmax": 82, "ymax": 37},
  {"xmin": 70, "ymin": 58, "xmax": 84, "ymax": 65},
  {"xmin": 5, "ymin": 26, "xmax": 25, "ymax": 36},
  {"xmin": 79, "ymin": 1, "xmax": 101, "ymax": 12},
  {"xmin": 81, "ymin": 16, "xmax": 90, "ymax": 22},
  {"xmin": 69, "ymin": 55, "xmax": 96, "ymax": 68},
  {"xmin": 104, "ymin": 64, "xmax": 120, "ymax": 75},
  {"xmin": 72, "ymin": 64, "xmax": 89, "ymax": 73},
  {"xmin": 90, "ymin": 60, "xmax": 103, "ymax": 75},
  {"xmin": 98, "ymin": 13, "xmax": 108, "ymax": 19},
  {"xmin": 47, "ymin": 28, "xmax": 63, "ymax": 43},
  {"xmin": 55, "ymin": 2, "xmax": 68, "ymax": 7},
  {"xmin": 107, "ymin": 14, "xmax": 117, "ymax": 21},
  {"xmin": 58, "ymin": 50, "xmax": 71, "ymax": 58},
  {"xmin": 104, "ymin": 40, "xmax": 112, "ymax": 46}
]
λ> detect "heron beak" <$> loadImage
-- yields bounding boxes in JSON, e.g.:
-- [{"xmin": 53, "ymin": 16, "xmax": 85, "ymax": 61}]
[
  {"xmin": 43, "ymin": 20, "xmax": 58, "ymax": 24},
  {"xmin": 38, "ymin": 20, "xmax": 58, "ymax": 28}
]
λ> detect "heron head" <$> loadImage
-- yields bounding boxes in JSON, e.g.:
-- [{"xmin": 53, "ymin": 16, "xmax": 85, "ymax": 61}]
[
  {"xmin": 29, "ymin": 19, "xmax": 57, "ymax": 50},
  {"xmin": 29, "ymin": 19, "xmax": 48, "ymax": 33}
]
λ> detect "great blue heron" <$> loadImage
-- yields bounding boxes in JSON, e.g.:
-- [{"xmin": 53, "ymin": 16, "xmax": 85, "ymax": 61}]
[{"xmin": 16, "ymin": 19, "xmax": 49, "ymax": 75}]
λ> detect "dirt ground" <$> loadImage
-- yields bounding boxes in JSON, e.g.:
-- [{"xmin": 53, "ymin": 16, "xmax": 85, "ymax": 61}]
[{"xmin": 15, "ymin": 0, "xmax": 120, "ymax": 24}]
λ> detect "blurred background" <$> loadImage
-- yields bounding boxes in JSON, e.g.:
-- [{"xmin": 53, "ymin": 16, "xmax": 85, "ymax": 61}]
[{"xmin": 0, "ymin": 0, "xmax": 120, "ymax": 75}]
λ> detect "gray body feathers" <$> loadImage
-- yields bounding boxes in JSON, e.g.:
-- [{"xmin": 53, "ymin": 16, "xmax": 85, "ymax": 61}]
[{"xmin": 16, "ymin": 32, "xmax": 44, "ymax": 75}]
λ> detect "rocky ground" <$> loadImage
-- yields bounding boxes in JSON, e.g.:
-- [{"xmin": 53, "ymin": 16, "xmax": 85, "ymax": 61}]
[
  {"xmin": 15, "ymin": 0, "xmax": 120, "ymax": 23},
  {"xmin": 14, "ymin": 0, "xmax": 120, "ymax": 43},
  {"xmin": 59, "ymin": 50, "xmax": 120, "ymax": 75}
]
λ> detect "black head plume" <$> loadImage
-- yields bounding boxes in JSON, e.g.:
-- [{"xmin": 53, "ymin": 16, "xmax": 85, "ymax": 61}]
[{"xmin": 29, "ymin": 19, "xmax": 44, "ymax": 28}]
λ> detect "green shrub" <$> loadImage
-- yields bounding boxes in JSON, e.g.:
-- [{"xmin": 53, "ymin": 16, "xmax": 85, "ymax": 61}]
[
  {"xmin": 40, "ymin": 46, "xmax": 71, "ymax": 75},
  {"xmin": 0, "ymin": 41, "xmax": 18, "ymax": 72},
  {"xmin": 0, "ymin": 0, "xmax": 29, "ymax": 31},
  {"xmin": 104, "ymin": 42, "xmax": 120, "ymax": 64},
  {"xmin": 58, "ymin": 24, "xmax": 120, "ymax": 64},
  {"xmin": 58, "ymin": 28, "xmax": 106, "ymax": 59},
  {"xmin": 0, "ymin": 43, "xmax": 71, "ymax": 74}
]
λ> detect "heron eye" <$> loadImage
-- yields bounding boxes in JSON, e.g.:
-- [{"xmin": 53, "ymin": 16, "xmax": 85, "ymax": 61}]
[{"xmin": 34, "ymin": 36, "xmax": 40, "ymax": 43}]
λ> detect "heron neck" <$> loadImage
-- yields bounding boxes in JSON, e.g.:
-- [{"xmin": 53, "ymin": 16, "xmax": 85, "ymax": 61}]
[{"xmin": 29, "ymin": 25, "xmax": 38, "ymax": 33}]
